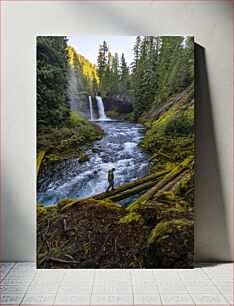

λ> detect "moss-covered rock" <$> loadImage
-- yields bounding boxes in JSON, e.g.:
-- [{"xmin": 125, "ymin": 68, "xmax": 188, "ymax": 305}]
[
  {"xmin": 147, "ymin": 219, "xmax": 194, "ymax": 268},
  {"xmin": 92, "ymin": 148, "xmax": 100, "ymax": 153},
  {"xmin": 79, "ymin": 153, "xmax": 90, "ymax": 163},
  {"xmin": 156, "ymin": 205, "xmax": 193, "ymax": 223},
  {"xmin": 37, "ymin": 204, "xmax": 47, "ymax": 216},
  {"xmin": 118, "ymin": 212, "xmax": 144, "ymax": 225}
]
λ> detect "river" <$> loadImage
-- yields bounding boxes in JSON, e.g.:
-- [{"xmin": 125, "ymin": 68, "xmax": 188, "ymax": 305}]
[{"xmin": 37, "ymin": 121, "xmax": 151, "ymax": 206}]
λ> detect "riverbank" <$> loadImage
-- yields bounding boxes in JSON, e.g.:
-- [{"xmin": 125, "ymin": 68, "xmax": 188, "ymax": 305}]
[{"xmin": 37, "ymin": 112, "xmax": 104, "ymax": 171}]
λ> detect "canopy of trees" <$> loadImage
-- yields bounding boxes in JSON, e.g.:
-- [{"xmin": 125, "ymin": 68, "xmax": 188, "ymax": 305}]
[
  {"xmin": 97, "ymin": 41, "xmax": 130, "ymax": 96},
  {"xmin": 67, "ymin": 46, "xmax": 99, "ymax": 98},
  {"xmin": 131, "ymin": 36, "xmax": 194, "ymax": 120}
]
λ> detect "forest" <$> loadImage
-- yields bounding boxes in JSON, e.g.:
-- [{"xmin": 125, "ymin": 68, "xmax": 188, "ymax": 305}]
[{"xmin": 37, "ymin": 36, "xmax": 194, "ymax": 269}]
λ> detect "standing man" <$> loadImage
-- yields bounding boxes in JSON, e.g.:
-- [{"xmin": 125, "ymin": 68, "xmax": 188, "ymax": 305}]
[{"xmin": 106, "ymin": 168, "xmax": 116, "ymax": 192}]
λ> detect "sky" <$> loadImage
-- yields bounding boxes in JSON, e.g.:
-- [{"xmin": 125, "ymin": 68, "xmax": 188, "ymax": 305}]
[{"xmin": 68, "ymin": 36, "xmax": 137, "ymax": 66}]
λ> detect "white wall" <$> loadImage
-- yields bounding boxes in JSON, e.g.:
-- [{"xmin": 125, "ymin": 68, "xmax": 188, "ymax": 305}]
[{"xmin": 2, "ymin": 1, "xmax": 232, "ymax": 261}]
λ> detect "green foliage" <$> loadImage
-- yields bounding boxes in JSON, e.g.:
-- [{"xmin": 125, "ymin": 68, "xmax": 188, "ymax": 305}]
[
  {"xmin": 131, "ymin": 36, "xmax": 194, "ymax": 121},
  {"xmin": 119, "ymin": 53, "xmax": 130, "ymax": 92},
  {"xmin": 37, "ymin": 36, "xmax": 70, "ymax": 133},
  {"xmin": 164, "ymin": 112, "xmax": 194, "ymax": 137},
  {"xmin": 67, "ymin": 46, "xmax": 98, "ymax": 97},
  {"xmin": 97, "ymin": 40, "xmax": 108, "ymax": 84},
  {"xmin": 131, "ymin": 36, "xmax": 159, "ymax": 119},
  {"xmin": 141, "ymin": 88, "xmax": 194, "ymax": 172},
  {"xmin": 97, "ymin": 41, "xmax": 130, "ymax": 96},
  {"xmin": 38, "ymin": 111, "xmax": 104, "ymax": 162}
]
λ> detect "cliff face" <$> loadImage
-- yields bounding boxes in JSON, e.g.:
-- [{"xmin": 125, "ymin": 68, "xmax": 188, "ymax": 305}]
[
  {"xmin": 69, "ymin": 93, "xmax": 90, "ymax": 120},
  {"xmin": 102, "ymin": 91, "xmax": 134, "ymax": 119},
  {"xmin": 103, "ymin": 96, "xmax": 133, "ymax": 113}
]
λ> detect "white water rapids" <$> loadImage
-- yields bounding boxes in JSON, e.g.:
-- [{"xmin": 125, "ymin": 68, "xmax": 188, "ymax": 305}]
[{"xmin": 37, "ymin": 121, "xmax": 151, "ymax": 206}]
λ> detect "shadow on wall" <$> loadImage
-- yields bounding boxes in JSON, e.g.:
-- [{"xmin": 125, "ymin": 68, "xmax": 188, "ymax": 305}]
[{"xmin": 194, "ymin": 44, "xmax": 231, "ymax": 262}]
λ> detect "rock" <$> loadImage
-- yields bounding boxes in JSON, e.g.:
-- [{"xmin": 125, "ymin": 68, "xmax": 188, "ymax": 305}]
[
  {"xmin": 79, "ymin": 153, "xmax": 90, "ymax": 163},
  {"xmin": 147, "ymin": 218, "xmax": 194, "ymax": 268}
]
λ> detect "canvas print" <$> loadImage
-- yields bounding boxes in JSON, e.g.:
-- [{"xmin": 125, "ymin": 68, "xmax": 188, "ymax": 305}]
[{"xmin": 37, "ymin": 36, "xmax": 194, "ymax": 268}]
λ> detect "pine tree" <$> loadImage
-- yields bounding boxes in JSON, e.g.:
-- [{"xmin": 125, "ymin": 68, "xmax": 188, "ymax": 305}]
[
  {"xmin": 67, "ymin": 46, "xmax": 99, "ymax": 96},
  {"xmin": 132, "ymin": 36, "xmax": 141, "ymax": 71},
  {"xmin": 111, "ymin": 52, "xmax": 120, "ymax": 93},
  {"xmin": 119, "ymin": 53, "xmax": 129, "ymax": 93},
  {"xmin": 131, "ymin": 36, "xmax": 159, "ymax": 119},
  {"xmin": 102, "ymin": 51, "xmax": 113, "ymax": 94},
  {"xmin": 37, "ymin": 36, "xmax": 70, "ymax": 133},
  {"xmin": 156, "ymin": 36, "xmax": 184, "ymax": 99},
  {"xmin": 97, "ymin": 41, "xmax": 108, "ymax": 83}
]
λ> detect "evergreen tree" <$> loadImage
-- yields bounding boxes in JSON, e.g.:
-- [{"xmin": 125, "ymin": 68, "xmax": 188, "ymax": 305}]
[
  {"xmin": 119, "ymin": 53, "xmax": 130, "ymax": 92},
  {"xmin": 101, "ymin": 51, "xmax": 113, "ymax": 94},
  {"xmin": 132, "ymin": 36, "xmax": 141, "ymax": 71},
  {"xmin": 67, "ymin": 46, "xmax": 99, "ymax": 96},
  {"xmin": 156, "ymin": 36, "xmax": 184, "ymax": 99},
  {"xmin": 37, "ymin": 36, "xmax": 70, "ymax": 133},
  {"xmin": 131, "ymin": 36, "xmax": 194, "ymax": 121},
  {"xmin": 132, "ymin": 36, "xmax": 158, "ymax": 119},
  {"xmin": 111, "ymin": 52, "xmax": 120, "ymax": 94},
  {"xmin": 97, "ymin": 41, "xmax": 108, "ymax": 85}
]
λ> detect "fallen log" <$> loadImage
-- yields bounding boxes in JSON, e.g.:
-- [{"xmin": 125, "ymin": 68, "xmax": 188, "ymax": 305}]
[
  {"xmin": 169, "ymin": 171, "xmax": 191, "ymax": 195},
  {"xmin": 130, "ymin": 156, "xmax": 193, "ymax": 206},
  {"xmin": 108, "ymin": 179, "xmax": 159, "ymax": 202},
  {"xmin": 37, "ymin": 150, "xmax": 46, "ymax": 176},
  {"xmin": 90, "ymin": 169, "xmax": 171, "ymax": 201},
  {"xmin": 154, "ymin": 170, "xmax": 190, "ymax": 198}
]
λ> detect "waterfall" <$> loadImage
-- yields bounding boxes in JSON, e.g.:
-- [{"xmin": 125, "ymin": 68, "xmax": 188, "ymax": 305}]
[
  {"xmin": 96, "ymin": 96, "xmax": 107, "ymax": 120},
  {"xmin": 88, "ymin": 96, "xmax": 94, "ymax": 120}
]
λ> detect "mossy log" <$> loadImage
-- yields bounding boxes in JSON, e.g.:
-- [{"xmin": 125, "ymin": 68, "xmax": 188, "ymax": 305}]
[
  {"xmin": 37, "ymin": 150, "xmax": 46, "ymax": 176},
  {"xmin": 90, "ymin": 169, "xmax": 171, "ymax": 201},
  {"xmin": 169, "ymin": 171, "xmax": 192, "ymax": 195},
  {"xmin": 153, "ymin": 170, "xmax": 190, "ymax": 199},
  {"xmin": 108, "ymin": 180, "xmax": 159, "ymax": 202},
  {"xmin": 131, "ymin": 156, "xmax": 193, "ymax": 206}
]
